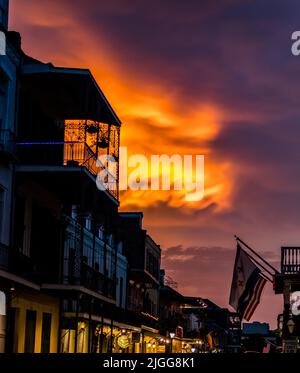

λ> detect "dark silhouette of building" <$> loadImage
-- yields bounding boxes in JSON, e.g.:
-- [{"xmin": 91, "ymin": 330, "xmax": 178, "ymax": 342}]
[
  {"xmin": 118, "ymin": 212, "xmax": 161, "ymax": 352},
  {"xmin": 274, "ymin": 246, "xmax": 300, "ymax": 352}
]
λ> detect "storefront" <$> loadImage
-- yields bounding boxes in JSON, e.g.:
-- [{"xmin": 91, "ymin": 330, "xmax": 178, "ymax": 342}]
[
  {"xmin": 140, "ymin": 325, "xmax": 160, "ymax": 353},
  {"xmin": 61, "ymin": 313, "xmax": 141, "ymax": 353},
  {"xmin": 9, "ymin": 290, "xmax": 59, "ymax": 353}
]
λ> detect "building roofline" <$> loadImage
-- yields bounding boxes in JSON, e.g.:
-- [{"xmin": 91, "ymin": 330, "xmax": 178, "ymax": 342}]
[{"xmin": 21, "ymin": 62, "xmax": 121, "ymax": 126}]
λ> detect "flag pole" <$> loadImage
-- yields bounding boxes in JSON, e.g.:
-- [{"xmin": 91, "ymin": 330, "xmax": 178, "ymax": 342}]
[
  {"xmin": 238, "ymin": 247, "xmax": 274, "ymax": 279},
  {"xmin": 234, "ymin": 235, "xmax": 279, "ymax": 274},
  {"xmin": 260, "ymin": 272, "xmax": 273, "ymax": 283}
]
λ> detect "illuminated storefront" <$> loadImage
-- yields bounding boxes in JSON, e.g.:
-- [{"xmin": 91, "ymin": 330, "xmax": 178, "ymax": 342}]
[
  {"xmin": 60, "ymin": 314, "xmax": 142, "ymax": 353},
  {"xmin": 9, "ymin": 291, "xmax": 59, "ymax": 353}
]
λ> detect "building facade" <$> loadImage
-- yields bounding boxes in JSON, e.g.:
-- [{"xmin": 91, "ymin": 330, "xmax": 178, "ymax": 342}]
[
  {"xmin": 274, "ymin": 246, "xmax": 300, "ymax": 352},
  {"xmin": 0, "ymin": 3, "xmax": 129, "ymax": 351},
  {"xmin": 118, "ymin": 212, "xmax": 161, "ymax": 353},
  {"xmin": 0, "ymin": 0, "xmax": 241, "ymax": 354},
  {"xmin": 0, "ymin": 0, "xmax": 21, "ymax": 353}
]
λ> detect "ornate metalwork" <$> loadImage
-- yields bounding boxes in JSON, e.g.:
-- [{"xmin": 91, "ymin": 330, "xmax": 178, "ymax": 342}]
[{"xmin": 63, "ymin": 120, "xmax": 119, "ymax": 200}]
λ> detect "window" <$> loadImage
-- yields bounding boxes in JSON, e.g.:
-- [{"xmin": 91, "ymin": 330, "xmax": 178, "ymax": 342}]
[
  {"xmin": 24, "ymin": 310, "xmax": 36, "ymax": 353},
  {"xmin": 71, "ymin": 205, "xmax": 78, "ymax": 220},
  {"xmin": 85, "ymin": 214, "xmax": 92, "ymax": 230},
  {"xmin": 117, "ymin": 241, "xmax": 123, "ymax": 254},
  {"xmin": 119, "ymin": 277, "xmax": 124, "ymax": 308},
  {"xmin": 94, "ymin": 241, "xmax": 104, "ymax": 273},
  {"xmin": 82, "ymin": 246, "xmax": 92, "ymax": 266},
  {"xmin": 41, "ymin": 312, "xmax": 52, "ymax": 353},
  {"xmin": 146, "ymin": 251, "xmax": 159, "ymax": 279},
  {"xmin": 98, "ymin": 226, "xmax": 104, "ymax": 240}
]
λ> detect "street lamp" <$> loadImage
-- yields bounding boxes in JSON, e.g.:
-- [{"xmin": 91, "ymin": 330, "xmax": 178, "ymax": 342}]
[
  {"xmin": 169, "ymin": 332, "xmax": 175, "ymax": 353},
  {"xmin": 287, "ymin": 318, "xmax": 295, "ymax": 334},
  {"xmin": 191, "ymin": 347, "xmax": 196, "ymax": 353}
]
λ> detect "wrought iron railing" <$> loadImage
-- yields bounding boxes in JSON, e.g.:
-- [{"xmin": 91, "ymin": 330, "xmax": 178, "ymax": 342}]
[
  {"xmin": 281, "ymin": 247, "xmax": 300, "ymax": 274},
  {"xmin": 16, "ymin": 141, "xmax": 118, "ymax": 200},
  {"xmin": 63, "ymin": 216, "xmax": 115, "ymax": 299},
  {"xmin": 63, "ymin": 259, "xmax": 115, "ymax": 299},
  {"xmin": 63, "ymin": 142, "xmax": 99, "ymax": 177},
  {"xmin": 0, "ymin": 241, "xmax": 39, "ymax": 282}
]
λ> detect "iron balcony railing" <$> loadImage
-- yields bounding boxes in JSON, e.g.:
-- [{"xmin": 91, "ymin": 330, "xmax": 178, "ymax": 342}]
[
  {"xmin": 281, "ymin": 247, "xmax": 300, "ymax": 274},
  {"xmin": 63, "ymin": 142, "xmax": 98, "ymax": 176},
  {"xmin": 16, "ymin": 141, "xmax": 118, "ymax": 200},
  {"xmin": 0, "ymin": 241, "xmax": 39, "ymax": 283},
  {"xmin": 63, "ymin": 215, "xmax": 115, "ymax": 299},
  {"xmin": 63, "ymin": 258, "xmax": 115, "ymax": 299}
]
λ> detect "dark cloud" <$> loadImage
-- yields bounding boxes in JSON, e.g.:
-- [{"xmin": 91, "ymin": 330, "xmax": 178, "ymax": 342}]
[
  {"xmin": 60, "ymin": 0, "xmax": 300, "ymax": 113},
  {"xmin": 162, "ymin": 244, "xmax": 282, "ymax": 323}
]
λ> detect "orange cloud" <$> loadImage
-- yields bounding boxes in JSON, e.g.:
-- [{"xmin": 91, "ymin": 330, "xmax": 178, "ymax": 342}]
[{"xmin": 10, "ymin": 0, "xmax": 233, "ymax": 214}]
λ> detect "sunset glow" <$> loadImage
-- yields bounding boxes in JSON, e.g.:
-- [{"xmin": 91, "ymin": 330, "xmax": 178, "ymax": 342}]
[{"xmin": 10, "ymin": 0, "xmax": 300, "ymax": 327}]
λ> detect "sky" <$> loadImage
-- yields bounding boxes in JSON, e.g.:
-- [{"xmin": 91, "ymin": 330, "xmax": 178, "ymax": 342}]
[{"xmin": 9, "ymin": 0, "xmax": 300, "ymax": 328}]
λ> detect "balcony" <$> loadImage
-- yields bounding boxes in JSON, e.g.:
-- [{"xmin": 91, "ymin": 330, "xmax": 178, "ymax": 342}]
[
  {"xmin": 63, "ymin": 259, "xmax": 115, "ymax": 299},
  {"xmin": 62, "ymin": 216, "xmax": 115, "ymax": 299},
  {"xmin": 281, "ymin": 247, "xmax": 300, "ymax": 274},
  {"xmin": 0, "ymin": 242, "xmax": 39, "ymax": 283},
  {"xmin": 16, "ymin": 141, "xmax": 118, "ymax": 200}
]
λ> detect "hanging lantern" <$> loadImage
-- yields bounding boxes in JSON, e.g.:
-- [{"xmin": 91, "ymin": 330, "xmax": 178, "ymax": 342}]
[
  {"xmin": 97, "ymin": 139, "xmax": 109, "ymax": 148},
  {"xmin": 287, "ymin": 318, "xmax": 295, "ymax": 334},
  {"xmin": 86, "ymin": 123, "xmax": 98, "ymax": 134}
]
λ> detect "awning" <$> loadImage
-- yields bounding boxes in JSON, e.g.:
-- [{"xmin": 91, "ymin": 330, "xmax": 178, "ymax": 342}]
[{"xmin": 21, "ymin": 62, "xmax": 121, "ymax": 125}]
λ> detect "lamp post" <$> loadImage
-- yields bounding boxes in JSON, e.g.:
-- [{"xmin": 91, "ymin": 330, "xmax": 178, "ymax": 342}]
[{"xmin": 169, "ymin": 332, "xmax": 175, "ymax": 353}]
